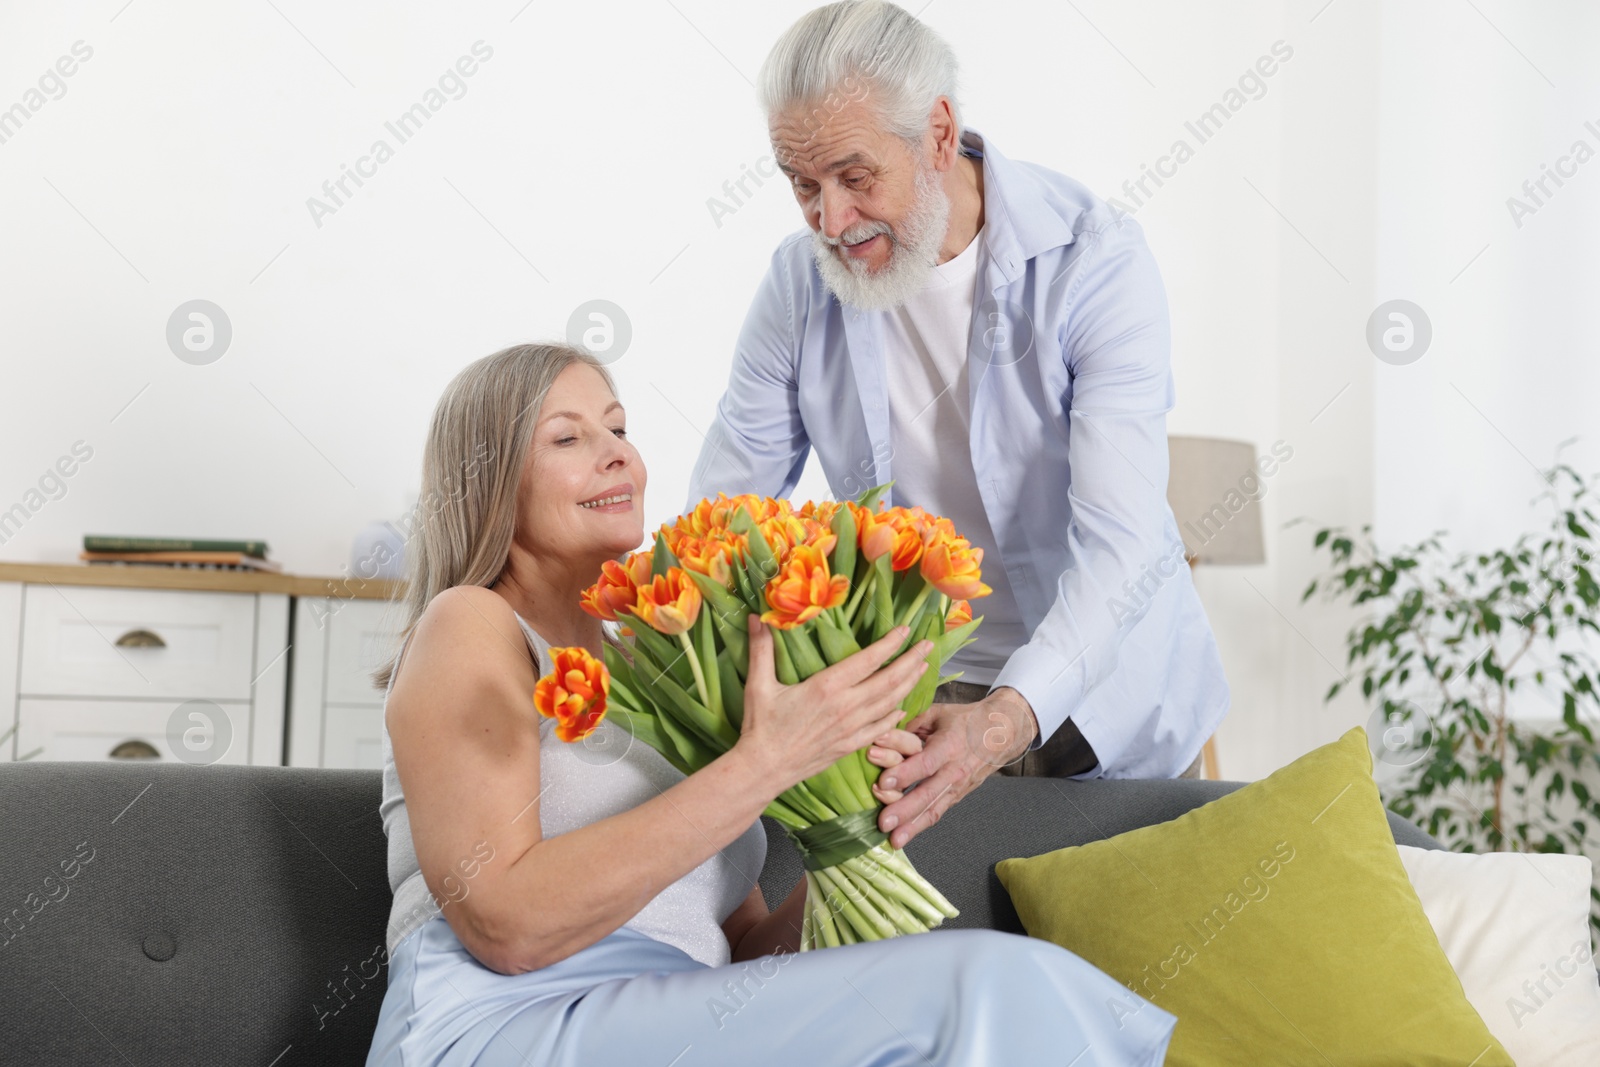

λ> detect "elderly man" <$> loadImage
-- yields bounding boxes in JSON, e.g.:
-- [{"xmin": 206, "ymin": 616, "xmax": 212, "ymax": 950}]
[{"xmin": 686, "ymin": 0, "xmax": 1230, "ymax": 851}]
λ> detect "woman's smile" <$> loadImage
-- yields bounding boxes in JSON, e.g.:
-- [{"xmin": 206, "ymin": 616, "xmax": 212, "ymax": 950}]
[{"xmin": 578, "ymin": 484, "xmax": 635, "ymax": 513}]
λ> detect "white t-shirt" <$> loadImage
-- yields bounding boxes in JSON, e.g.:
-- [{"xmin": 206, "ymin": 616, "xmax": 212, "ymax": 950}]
[{"xmin": 882, "ymin": 227, "xmax": 1027, "ymax": 687}]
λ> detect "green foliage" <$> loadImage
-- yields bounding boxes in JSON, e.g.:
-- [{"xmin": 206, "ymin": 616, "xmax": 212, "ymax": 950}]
[{"xmin": 1304, "ymin": 462, "xmax": 1600, "ymax": 930}]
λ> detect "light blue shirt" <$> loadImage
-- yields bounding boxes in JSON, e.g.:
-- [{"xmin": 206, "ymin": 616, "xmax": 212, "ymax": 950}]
[{"xmin": 686, "ymin": 127, "xmax": 1229, "ymax": 778}]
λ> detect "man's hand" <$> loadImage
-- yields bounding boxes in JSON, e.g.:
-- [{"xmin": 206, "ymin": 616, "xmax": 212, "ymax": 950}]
[{"xmin": 875, "ymin": 687, "xmax": 1040, "ymax": 850}]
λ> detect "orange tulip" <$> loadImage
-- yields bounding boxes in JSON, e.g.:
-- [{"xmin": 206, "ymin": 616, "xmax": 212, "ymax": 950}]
[
  {"xmin": 737, "ymin": 494, "xmax": 792, "ymax": 525},
  {"xmin": 853, "ymin": 503, "xmax": 925, "ymax": 571},
  {"xmin": 761, "ymin": 515, "xmax": 837, "ymax": 561},
  {"xmin": 676, "ymin": 533, "xmax": 745, "ymax": 588},
  {"xmin": 533, "ymin": 646, "xmax": 609, "ymax": 743},
  {"xmin": 580, "ymin": 552, "xmax": 653, "ymax": 621},
  {"xmin": 797, "ymin": 499, "xmax": 842, "ymax": 527},
  {"xmin": 914, "ymin": 510, "xmax": 958, "ymax": 546},
  {"xmin": 920, "ymin": 535, "xmax": 992, "ymax": 600},
  {"xmin": 761, "ymin": 544, "xmax": 850, "ymax": 629},
  {"xmin": 632, "ymin": 567, "xmax": 704, "ymax": 635},
  {"xmin": 673, "ymin": 493, "xmax": 791, "ymax": 539},
  {"xmin": 946, "ymin": 599, "xmax": 972, "ymax": 631}
]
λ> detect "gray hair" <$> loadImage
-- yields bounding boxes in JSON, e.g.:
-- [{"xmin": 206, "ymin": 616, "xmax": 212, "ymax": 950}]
[
  {"xmin": 372, "ymin": 342, "xmax": 616, "ymax": 690},
  {"xmin": 757, "ymin": 1, "xmax": 962, "ymax": 149}
]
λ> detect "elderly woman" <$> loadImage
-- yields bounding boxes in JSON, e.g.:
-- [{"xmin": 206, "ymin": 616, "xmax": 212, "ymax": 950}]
[{"xmin": 363, "ymin": 343, "xmax": 1176, "ymax": 1066}]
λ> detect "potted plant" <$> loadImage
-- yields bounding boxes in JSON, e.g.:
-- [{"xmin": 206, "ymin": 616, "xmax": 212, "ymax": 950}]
[{"xmin": 1302, "ymin": 460, "xmax": 1600, "ymax": 928}]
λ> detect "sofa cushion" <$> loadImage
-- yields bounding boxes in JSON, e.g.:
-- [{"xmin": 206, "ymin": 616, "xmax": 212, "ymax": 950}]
[
  {"xmin": 993, "ymin": 728, "xmax": 1511, "ymax": 1066},
  {"xmin": 1398, "ymin": 844, "xmax": 1600, "ymax": 1065}
]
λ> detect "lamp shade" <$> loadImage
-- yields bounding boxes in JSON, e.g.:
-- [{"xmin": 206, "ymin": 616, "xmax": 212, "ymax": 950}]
[{"xmin": 1166, "ymin": 436, "xmax": 1267, "ymax": 565}]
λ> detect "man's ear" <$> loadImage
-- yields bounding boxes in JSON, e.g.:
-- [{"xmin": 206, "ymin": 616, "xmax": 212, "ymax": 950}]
[{"xmin": 926, "ymin": 97, "xmax": 960, "ymax": 170}]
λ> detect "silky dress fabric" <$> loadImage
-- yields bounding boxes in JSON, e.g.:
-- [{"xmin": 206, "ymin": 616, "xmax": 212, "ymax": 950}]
[{"xmin": 366, "ymin": 615, "xmax": 1177, "ymax": 1066}]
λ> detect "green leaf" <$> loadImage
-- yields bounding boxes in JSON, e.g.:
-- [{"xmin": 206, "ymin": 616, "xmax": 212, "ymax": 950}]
[
  {"xmin": 718, "ymin": 654, "xmax": 745, "ymax": 732},
  {"xmin": 643, "ymin": 661, "xmax": 738, "ymax": 750},
  {"xmin": 728, "ymin": 505, "xmax": 779, "ymax": 585},
  {"xmin": 695, "ymin": 608, "xmax": 723, "ymax": 722},
  {"xmin": 933, "ymin": 613, "xmax": 983, "ymax": 666},
  {"xmin": 652, "ymin": 529, "xmax": 681, "ymax": 578},
  {"xmin": 814, "ymin": 611, "xmax": 863, "ymax": 663},
  {"xmin": 783, "ymin": 625, "xmax": 829, "ymax": 679},
  {"xmin": 768, "ymin": 622, "xmax": 798, "ymax": 685},
  {"xmin": 606, "ymin": 706, "xmax": 696, "ymax": 774},
  {"xmin": 626, "ymin": 617, "xmax": 696, "ymax": 691},
  {"xmin": 830, "ymin": 502, "xmax": 857, "ymax": 590},
  {"xmin": 855, "ymin": 481, "xmax": 895, "ymax": 511}
]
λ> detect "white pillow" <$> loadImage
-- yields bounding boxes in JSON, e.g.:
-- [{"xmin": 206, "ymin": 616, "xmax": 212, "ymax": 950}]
[{"xmin": 1397, "ymin": 845, "xmax": 1600, "ymax": 1065}]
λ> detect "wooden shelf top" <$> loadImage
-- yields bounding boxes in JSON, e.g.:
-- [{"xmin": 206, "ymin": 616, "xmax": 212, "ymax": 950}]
[{"xmin": 0, "ymin": 561, "xmax": 404, "ymax": 600}]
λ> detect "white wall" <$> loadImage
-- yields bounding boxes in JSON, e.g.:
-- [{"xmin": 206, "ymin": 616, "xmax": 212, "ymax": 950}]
[{"xmin": 2, "ymin": 0, "xmax": 1591, "ymax": 779}]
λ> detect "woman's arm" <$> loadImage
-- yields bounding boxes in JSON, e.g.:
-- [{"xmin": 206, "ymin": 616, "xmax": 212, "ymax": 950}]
[
  {"xmin": 390, "ymin": 586, "xmax": 777, "ymax": 976},
  {"xmin": 391, "ymin": 586, "xmax": 930, "ymax": 977},
  {"xmin": 727, "ymin": 880, "xmax": 806, "ymax": 962}
]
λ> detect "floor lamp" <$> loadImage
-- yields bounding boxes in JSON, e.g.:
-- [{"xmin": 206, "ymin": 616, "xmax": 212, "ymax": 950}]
[{"xmin": 1166, "ymin": 436, "xmax": 1268, "ymax": 780}]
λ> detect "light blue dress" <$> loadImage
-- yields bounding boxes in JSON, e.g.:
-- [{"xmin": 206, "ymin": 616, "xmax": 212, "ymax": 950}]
[{"xmin": 365, "ymin": 614, "xmax": 1176, "ymax": 1066}]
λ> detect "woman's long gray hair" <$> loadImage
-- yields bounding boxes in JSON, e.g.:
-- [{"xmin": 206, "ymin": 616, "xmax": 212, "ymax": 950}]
[{"xmin": 372, "ymin": 342, "xmax": 617, "ymax": 690}]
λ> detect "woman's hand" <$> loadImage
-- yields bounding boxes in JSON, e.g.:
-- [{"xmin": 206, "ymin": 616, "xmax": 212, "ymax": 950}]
[
  {"xmin": 735, "ymin": 615, "xmax": 933, "ymax": 795},
  {"xmin": 868, "ymin": 728, "xmax": 924, "ymax": 804}
]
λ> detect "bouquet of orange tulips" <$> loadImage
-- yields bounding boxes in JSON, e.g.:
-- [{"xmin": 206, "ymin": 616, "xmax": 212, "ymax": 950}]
[{"xmin": 533, "ymin": 484, "xmax": 987, "ymax": 950}]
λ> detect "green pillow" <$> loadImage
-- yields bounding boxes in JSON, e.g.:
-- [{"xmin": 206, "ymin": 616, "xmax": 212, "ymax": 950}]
[{"xmin": 995, "ymin": 727, "xmax": 1513, "ymax": 1066}]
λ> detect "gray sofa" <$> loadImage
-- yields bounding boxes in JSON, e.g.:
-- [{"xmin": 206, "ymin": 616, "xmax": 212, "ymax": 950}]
[{"xmin": 0, "ymin": 760, "xmax": 1443, "ymax": 1065}]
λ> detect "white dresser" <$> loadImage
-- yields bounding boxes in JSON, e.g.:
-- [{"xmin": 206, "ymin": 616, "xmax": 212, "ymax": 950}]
[
  {"xmin": 287, "ymin": 596, "xmax": 404, "ymax": 771},
  {"xmin": 0, "ymin": 564, "xmax": 403, "ymax": 769}
]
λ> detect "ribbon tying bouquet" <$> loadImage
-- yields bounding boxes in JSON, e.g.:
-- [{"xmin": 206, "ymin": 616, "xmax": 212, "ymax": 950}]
[{"xmin": 533, "ymin": 485, "xmax": 990, "ymax": 950}]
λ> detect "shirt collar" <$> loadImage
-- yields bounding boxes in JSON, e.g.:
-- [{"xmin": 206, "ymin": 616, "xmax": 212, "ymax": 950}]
[{"xmin": 960, "ymin": 127, "xmax": 1080, "ymax": 288}]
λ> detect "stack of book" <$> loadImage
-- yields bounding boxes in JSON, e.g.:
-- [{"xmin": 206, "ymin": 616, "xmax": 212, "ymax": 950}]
[{"xmin": 80, "ymin": 536, "xmax": 282, "ymax": 573}]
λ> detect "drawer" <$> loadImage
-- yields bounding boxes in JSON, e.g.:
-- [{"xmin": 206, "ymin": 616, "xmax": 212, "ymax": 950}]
[
  {"xmin": 16, "ymin": 697, "xmax": 252, "ymax": 765},
  {"xmin": 323, "ymin": 599, "xmax": 403, "ymax": 705},
  {"xmin": 321, "ymin": 703, "xmax": 385, "ymax": 770},
  {"xmin": 20, "ymin": 585, "xmax": 258, "ymax": 701}
]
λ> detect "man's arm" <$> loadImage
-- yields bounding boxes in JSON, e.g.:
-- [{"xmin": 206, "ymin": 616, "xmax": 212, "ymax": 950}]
[
  {"xmin": 685, "ymin": 245, "xmax": 811, "ymax": 509},
  {"xmin": 877, "ymin": 218, "xmax": 1182, "ymax": 847},
  {"xmin": 989, "ymin": 217, "xmax": 1182, "ymax": 774}
]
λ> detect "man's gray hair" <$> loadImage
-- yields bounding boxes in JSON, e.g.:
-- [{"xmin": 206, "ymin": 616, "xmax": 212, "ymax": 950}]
[{"xmin": 757, "ymin": 1, "xmax": 962, "ymax": 148}]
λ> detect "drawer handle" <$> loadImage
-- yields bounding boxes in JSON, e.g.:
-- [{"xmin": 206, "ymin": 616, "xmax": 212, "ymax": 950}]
[
  {"xmin": 114, "ymin": 628, "xmax": 166, "ymax": 649},
  {"xmin": 109, "ymin": 739, "xmax": 161, "ymax": 759}
]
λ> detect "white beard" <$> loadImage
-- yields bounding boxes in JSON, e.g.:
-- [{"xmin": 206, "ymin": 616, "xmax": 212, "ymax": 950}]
[{"xmin": 810, "ymin": 163, "xmax": 952, "ymax": 312}]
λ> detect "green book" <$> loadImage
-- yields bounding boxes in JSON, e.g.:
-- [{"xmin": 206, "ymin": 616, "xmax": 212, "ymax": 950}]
[{"xmin": 83, "ymin": 535, "xmax": 270, "ymax": 558}]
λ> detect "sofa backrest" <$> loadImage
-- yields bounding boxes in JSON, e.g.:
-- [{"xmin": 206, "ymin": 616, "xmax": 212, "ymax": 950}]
[
  {"xmin": 756, "ymin": 776, "xmax": 1444, "ymax": 931},
  {"xmin": 2, "ymin": 761, "xmax": 389, "ymax": 1067},
  {"xmin": 0, "ymin": 762, "xmax": 1443, "ymax": 1066}
]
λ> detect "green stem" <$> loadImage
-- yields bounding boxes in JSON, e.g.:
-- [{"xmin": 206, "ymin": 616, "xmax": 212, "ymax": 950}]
[
  {"xmin": 841, "ymin": 859, "xmax": 921, "ymax": 934},
  {"xmin": 867, "ymin": 845, "xmax": 959, "ymax": 918},
  {"xmin": 831, "ymin": 748, "xmax": 874, "ymax": 812},
  {"xmin": 845, "ymin": 852, "xmax": 945, "ymax": 926},
  {"xmin": 896, "ymin": 582, "xmax": 935, "ymax": 631},
  {"xmin": 843, "ymin": 562, "xmax": 876, "ymax": 627},
  {"xmin": 816, "ymin": 866, "xmax": 890, "ymax": 940},
  {"xmin": 762, "ymin": 797, "xmax": 807, "ymax": 827},
  {"xmin": 781, "ymin": 781, "xmax": 840, "ymax": 823},
  {"xmin": 808, "ymin": 871, "xmax": 841, "ymax": 948},
  {"xmin": 676, "ymin": 631, "xmax": 711, "ymax": 711}
]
